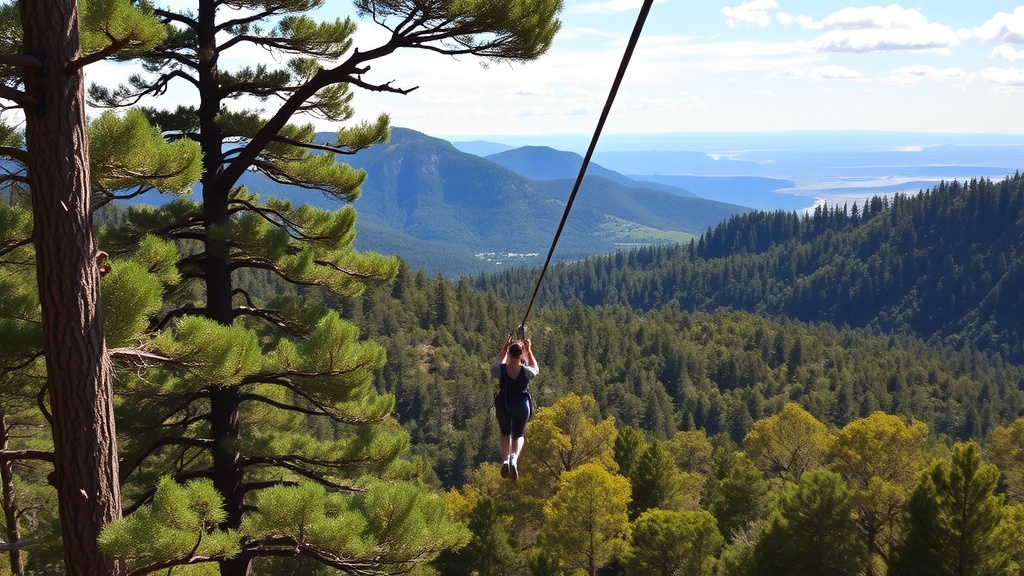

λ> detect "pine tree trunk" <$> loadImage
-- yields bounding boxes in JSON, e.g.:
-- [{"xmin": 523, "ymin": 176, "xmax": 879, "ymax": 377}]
[
  {"xmin": 194, "ymin": 1, "xmax": 251, "ymax": 573},
  {"xmin": 1, "ymin": 411, "xmax": 25, "ymax": 576},
  {"xmin": 19, "ymin": 1, "xmax": 123, "ymax": 574}
]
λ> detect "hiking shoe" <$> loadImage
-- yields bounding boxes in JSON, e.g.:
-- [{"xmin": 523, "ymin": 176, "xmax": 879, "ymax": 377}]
[
  {"xmin": 509, "ymin": 455, "xmax": 519, "ymax": 480},
  {"xmin": 500, "ymin": 460, "xmax": 510, "ymax": 479}
]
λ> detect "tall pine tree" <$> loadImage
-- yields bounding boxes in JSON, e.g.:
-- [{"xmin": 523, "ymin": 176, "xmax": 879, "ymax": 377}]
[
  {"xmin": 88, "ymin": 1, "xmax": 563, "ymax": 574},
  {"xmin": 0, "ymin": 1, "xmax": 179, "ymax": 573}
]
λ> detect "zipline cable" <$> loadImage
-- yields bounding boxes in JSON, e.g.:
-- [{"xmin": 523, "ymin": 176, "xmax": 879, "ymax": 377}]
[{"xmin": 516, "ymin": 0, "xmax": 656, "ymax": 336}]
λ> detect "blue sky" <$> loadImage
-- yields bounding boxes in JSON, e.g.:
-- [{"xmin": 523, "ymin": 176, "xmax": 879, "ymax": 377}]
[
  {"xmin": 324, "ymin": 1, "xmax": 1024, "ymax": 139},
  {"xmin": 108, "ymin": 2, "xmax": 1024, "ymax": 140}
]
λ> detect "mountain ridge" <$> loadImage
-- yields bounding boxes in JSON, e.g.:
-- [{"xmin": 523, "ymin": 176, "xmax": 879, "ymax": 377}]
[{"xmin": 474, "ymin": 173, "xmax": 1024, "ymax": 362}]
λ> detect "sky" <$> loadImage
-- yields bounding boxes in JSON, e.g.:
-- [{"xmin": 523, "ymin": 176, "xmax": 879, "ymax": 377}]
[
  {"xmin": 101, "ymin": 1, "xmax": 1024, "ymax": 141},
  {"xmin": 312, "ymin": 1, "xmax": 1024, "ymax": 140}
]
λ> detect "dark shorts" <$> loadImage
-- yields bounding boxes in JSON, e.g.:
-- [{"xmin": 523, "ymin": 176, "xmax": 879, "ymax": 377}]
[{"xmin": 494, "ymin": 395, "xmax": 531, "ymax": 439}]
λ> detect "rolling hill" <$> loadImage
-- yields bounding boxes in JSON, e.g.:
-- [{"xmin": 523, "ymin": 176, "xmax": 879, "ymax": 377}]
[{"xmin": 336, "ymin": 128, "xmax": 750, "ymax": 276}]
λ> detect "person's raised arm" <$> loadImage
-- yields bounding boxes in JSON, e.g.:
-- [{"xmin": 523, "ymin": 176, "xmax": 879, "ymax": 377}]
[
  {"xmin": 523, "ymin": 338, "xmax": 538, "ymax": 371},
  {"xmin": 496, "ymin": 334, "xmax": 513, "ymax": 363}
]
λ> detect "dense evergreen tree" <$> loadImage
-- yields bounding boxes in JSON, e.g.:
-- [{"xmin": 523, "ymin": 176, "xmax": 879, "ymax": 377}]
[
  {"xmin": 613, "ymin": 426, "xmax": 646, "ymax": 480},
  {"xmin": 703, "ymin": 449, "xmax": 768, "ymax": 542},
  {"xmin": 752, "ymin": 469, "xmax": 869, "ymax": 576},
  {"xmin": 432, "ymin": 497, "xmax": 516, "ymax": 576},
  {"xmin": 84, "ymin": 0, "xmax": 563, "ymax": 574},
  {"xmin": 627, "ymin": 439, "xmax": 687, "ymax": 519},
  {"xmin": 889, "ymin": 442, "xmax": 1006, "ymax": 576}
]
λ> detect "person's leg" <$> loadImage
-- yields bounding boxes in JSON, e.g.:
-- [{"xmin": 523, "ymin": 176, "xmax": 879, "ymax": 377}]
[
  {"xmin": 508, "ymin": 399, "xmax": 529, "ymax": 479},
  {"xmin": 495, "ymin": 398, "xmax": 513, "ymax": 478},
  {"xmin": 511, "ymin": 436, "xmax": 525, "ymax": 459},
  {"xmin": 500, "ymin": 434, "xmax": 512, "ymax": 460}
]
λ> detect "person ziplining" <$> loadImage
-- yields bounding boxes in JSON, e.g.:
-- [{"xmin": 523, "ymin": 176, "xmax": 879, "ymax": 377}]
[
  {"xmin": 491, "ymin": 333, "xmax": 538, "ymax": 480},
  {"xmin": 486, "ymin": 0, "xmax": 654, "ymax": 480}
]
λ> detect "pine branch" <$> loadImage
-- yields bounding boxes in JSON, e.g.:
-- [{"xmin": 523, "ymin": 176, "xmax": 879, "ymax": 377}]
[
  {"xmin": 0, "ymin": 238, "xmax": 34, "ymax": 259},
  {"xmin": 313, "ymin": 258, "xmax": 394, "ymax": 281},
  {"xmin": 124, "ymin": 535, "xmax": 216, "ymax": 576},
  {"xmin": 0, "ymin": 54, "xmax": 43, "ymax": 68},
  {"xmin": 89, "ymin": 70, "xmax": 198, "ymax": 109},
  {"xmin": 109, "ymin": 347, "xmax": 186, "ymax": 367},
  {"xmin": 269, "ymin": 134, "xmax": 361, "ymax": 155},
  {"xmin": 243, "ymin": 540, "xmax": 381, "ymax": 576},
  {"xmin": 151, "ymin": 8, "xmax": 194, "ymax": 28},
  {"xmin": 122, "ymin": 469, "xmax": 210, "ymax": 515},
  {"xmin": 69, "ymin": 36, "xmax": 134, "ymax": 72},
  {"xmin": 226, "ymin": 197, "xmax": 327, "ymax": 241},
  {"xmin": 0, "ymin": 351, "xmax": 44, "ymax": 373},
  {"xmin": 220, "ymin": 78, "xmax": 298, "ymax": 100},
  {"xmin": 239, "ymin": 457, "xmax": 361, "ymax": 492},
  {"xmin": 237, "ymin": 391, "xmax": 382, "ymax": 427},
  {"xmin": 217, "ymin": 6, "xmax": 283, "ymax": 32},
  {"xmin": 232, "ymin": 306, "xmax": 307, "ymax": 338},
  {"xmin": 91, "ymin": 184, "xmax": 154, "ymax": 209},
  {"xmin": 0, "ymin": 86, "xmax": 36, "ymax": 109},
  {"xmin": 120, "ymin": 436, "xmax": 213, "ymax": 482},
  {"xmin": 0, "ymin": 450, "xmax": 53, "ymax": 463},
  {"xmin": 0, "ymin": 146, "xmax": 27, "ymax": 163}
]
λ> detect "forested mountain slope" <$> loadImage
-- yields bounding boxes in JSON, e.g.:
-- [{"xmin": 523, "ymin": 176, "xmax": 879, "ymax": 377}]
[
  {"xmin": 339, "ymin": 266, "xmax": 1024, "ymax": 489},
  {"xmin": 474, "ymin": 173, "xmax": 1024, "ymax": 362}
]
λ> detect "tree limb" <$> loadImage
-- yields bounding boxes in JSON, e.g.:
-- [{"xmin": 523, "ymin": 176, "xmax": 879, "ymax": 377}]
[
  {"xmin": 0, "ymin": 450, "xmax": 53, "ymax": 463},
  {"xmin": 0, "ymin": 86, "xmax": 36, "ymax": 109},
  {"xmin": 0, "ymin": 146, "xmax": 28, "ymax": 163}
]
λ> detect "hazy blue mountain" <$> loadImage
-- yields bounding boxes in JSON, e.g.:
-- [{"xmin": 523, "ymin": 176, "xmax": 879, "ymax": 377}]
[
  {"xmin": 449, "ymin": 140, "xmax": 516, "ymax": 156},
  {"xmin": 475, "ymin": 143, "xmax": 809, "ymax": 211},
  {"xmin": 485, "ymin": 146, "xmax": 696, "ymax": 196}
]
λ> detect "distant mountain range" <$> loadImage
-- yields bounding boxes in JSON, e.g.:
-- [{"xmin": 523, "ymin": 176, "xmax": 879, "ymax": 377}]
[
  {"xmin": 136, "ymin": 128, "xmax": 970, "ymax": 277},
  {"xmin": 453, "ymin": 131, "xmax": 1024, "ymax": 215},
  {"xmin": 231, "ymin": 128, "xmax": 750, "ymax": 276}
]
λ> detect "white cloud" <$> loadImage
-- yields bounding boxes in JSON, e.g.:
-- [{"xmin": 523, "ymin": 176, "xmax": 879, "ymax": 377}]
[
  {"xmin": 811, "ymin": 5, "xmax": 960, "ymax": 54},
  {"xmin": 820, "ymin": 4, "xmax": 927, "ymax": 30},
  {"xmin": 773, "ymin": 65, "xmax": 861, "ymax": 80},
  {"xmin": 989, "ymin": 44, "xmax": 1024, "ymax": 61},
  {"xmin": 808, "ymin": 65, "xmax": 863, "ymax": 80},
  {"xmin": 886, "ymin": 65, "xmax": 968, "ymax": 85},
  {"xmin": 974, "ymin": 7, "xmax": 1024, "ymax": 45},
  {"xmin": 776, "ymin": 12, "xmax": 822, "ymax": 30},
  {"xmin": 979, "ymin": 66, "xmax": 1024, "ymax": 88},
  {"xmin": 721, "ymin": 0, "xmax": 779, "ymax": 28}
]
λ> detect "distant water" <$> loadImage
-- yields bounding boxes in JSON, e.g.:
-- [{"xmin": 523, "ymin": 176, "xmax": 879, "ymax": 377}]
[{"xmin": 451, "ymin": 131, "xmax": 1024, "ymax": 214}]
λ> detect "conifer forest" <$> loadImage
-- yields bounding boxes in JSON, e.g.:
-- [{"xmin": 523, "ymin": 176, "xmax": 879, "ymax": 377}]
[{"xmin": 4, "ymin": 1, "xmax": 1024, "ymax": 576}]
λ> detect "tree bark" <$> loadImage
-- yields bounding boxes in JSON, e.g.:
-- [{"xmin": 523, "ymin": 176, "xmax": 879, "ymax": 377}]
[
  {"xmin": 19, "ymin": 1, "xmax": 124, "ymax": 574},
  {"xmin": 1, "ymin": 410, "xmax": 25, "ymax": 576}
]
